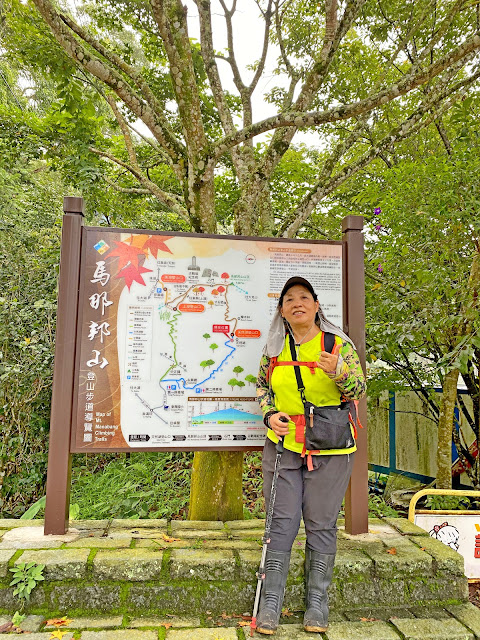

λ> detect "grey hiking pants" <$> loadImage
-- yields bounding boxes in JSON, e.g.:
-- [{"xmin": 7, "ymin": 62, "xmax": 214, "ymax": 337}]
[{"xmin": 262, "ymin": 438, "xmax": 355, "ymax": 554}]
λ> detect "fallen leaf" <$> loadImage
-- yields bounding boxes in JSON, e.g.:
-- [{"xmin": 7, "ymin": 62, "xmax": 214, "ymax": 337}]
[
  {"xmin": 238, "ymin": 620, "xmax": 251, "ymax": 626},
  {"xmin": 281, "ymin": 608, "xmax": 294, "ymax": 617},
  {"xmin": 360, "ymin": 617, "xmax": 377, "ymax": 622},
  {"xmin": 386, "ymin": 547, "xmax": 397, "ymax": 555},
  {"xmin": 49, "ymin": 631, "xmax": 66, "ymax": 639},
  {"xmin": 0, "ymin": 623, "xmax": 13, "ymax": 633},
  {"xmin": 161, "ymin": 623, "xmax": 172, "ymax": 629},
  {"xmin": 420, "ymin": 547, "xmax": 426, "ymax": 551},
  {"xmin": 162, "ymin": 533, "xmax": 181, "ymax": 543},
  {"xmin": 220, "ymin": 612, "xmax": 231, "ymax": 619},
  {"xmin": 371, "ymin": 283, "xmax": 382, "ymax": 291},
  {"xmin": 45, "ymin": 617, "xmax": 72, "ymax": 627}
]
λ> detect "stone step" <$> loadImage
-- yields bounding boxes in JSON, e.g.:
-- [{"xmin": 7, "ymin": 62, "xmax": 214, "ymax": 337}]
[{"xmin": 0, "ymin": 518, "xmax": 469, "ymax": 618}]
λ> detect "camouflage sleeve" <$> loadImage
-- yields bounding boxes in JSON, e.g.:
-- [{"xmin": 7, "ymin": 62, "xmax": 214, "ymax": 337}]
[
  {"xmin": 326, "ymin": 341, "xmax": 366, "ymax": 400},
  {"xmin": 256, "ymin": 353, "xmax": 277, "ymax": 415}
]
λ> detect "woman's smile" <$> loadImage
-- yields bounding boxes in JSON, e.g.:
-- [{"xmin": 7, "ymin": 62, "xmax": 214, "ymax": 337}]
[{"xmin": 280, "ymin": 285, "xmax": 320, "ymax": 335}]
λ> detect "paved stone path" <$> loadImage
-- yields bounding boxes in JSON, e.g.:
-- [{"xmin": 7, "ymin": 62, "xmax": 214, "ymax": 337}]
[{"xmin": 1, "ymin": 605, "xmax": 480, "ymax": 639}]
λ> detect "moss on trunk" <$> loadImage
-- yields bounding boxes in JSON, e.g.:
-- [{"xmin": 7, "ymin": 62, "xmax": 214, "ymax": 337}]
[
  {"xmin": 437, "ymin": 368, "xmax": 459, "ymax": 489},
  {"xmin": 188, "ymin": 451, "xmax": 244, "ymax": 521}
]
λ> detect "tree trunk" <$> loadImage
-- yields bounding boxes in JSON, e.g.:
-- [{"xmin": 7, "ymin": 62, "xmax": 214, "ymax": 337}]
[
  {"xmin": 436, "ymin": 367, "xmax": 459, "ymax": 489},
  {"xmin": 188, "ymin": 451, "xmax": 244, "ymax": 520}
]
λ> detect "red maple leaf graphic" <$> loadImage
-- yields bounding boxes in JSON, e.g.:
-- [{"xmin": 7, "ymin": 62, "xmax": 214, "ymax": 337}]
[
  {"xmin": 106, "ymin": 241, "xmax": 146, "ymax": 270},
  {"xmin": 115, "ymin": 264, "xmax": 153, "ymax": 291},
  {"xmin": 143, "ymin": 235, "xmax": 173, "ymax": 258}
]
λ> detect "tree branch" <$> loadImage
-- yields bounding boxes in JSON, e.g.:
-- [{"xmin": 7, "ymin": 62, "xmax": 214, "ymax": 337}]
[
  {"xmin": 90, "ymin": 147, "xmax": 189, "ymax": 222},
  {"xmin": 280, "ymin": 64, "xmax": 480, "ymax": 236},
  {"xmin": 274, "ymin": 0, "xmax": 295, "ymax": 76},
  {"xmin": 212, "ymin": 34, "xmax": 480, "ymax": 158},
  {"xmin": 31, "ymin": 0, "xmax": 186, "ymax": 165},
  {"xmin": 195, "ymin": 0, "xmax": 236, "ymax": 135},
  {"xmin": 150, "ymin": 0, "xmax": 208, "ymax": 159},
  {"xmin": 249, "ymin": 0, "xmax": 273, "ymax": 95},
  {"xmin": 106, "ymin": 95, "xmax": 139, "ymax": 170},
  {"xmin": 104, "ymin": 178, "xmax": 150, "ymax": 195}
]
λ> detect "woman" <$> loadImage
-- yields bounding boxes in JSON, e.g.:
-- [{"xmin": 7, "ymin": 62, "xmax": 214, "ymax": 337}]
[{"xmin": 255, "ymin": 276, "xmax": 366, "ymax": 635}]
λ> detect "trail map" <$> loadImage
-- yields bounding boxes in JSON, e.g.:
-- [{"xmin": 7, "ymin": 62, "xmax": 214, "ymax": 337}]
[{"xmin": 72, "ymin": 229, "xmax": 343, "ymax": 451}]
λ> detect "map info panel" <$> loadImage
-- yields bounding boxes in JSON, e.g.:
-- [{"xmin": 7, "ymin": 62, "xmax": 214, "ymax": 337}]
[{"xmin": 72, "ymin": 229, "xmax": 343, "ymax": 451}]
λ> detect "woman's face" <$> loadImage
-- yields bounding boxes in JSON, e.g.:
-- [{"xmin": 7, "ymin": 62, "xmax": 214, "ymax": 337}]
[{"xmin": 280, "ymin": 285, "xmax": 319, "ymax": 330}]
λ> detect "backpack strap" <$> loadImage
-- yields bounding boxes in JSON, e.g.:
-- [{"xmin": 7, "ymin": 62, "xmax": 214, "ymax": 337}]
[
  {"xmin": 321, "ymin": 331, "xmax": 336, "ymax": 354},
  {"xmin": 288, "ymin": 334, "xmax": 307, "ymax": 404}
]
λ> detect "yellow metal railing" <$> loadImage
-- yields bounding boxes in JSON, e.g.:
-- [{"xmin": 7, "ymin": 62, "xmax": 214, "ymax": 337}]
[{"xmin": 408, "ymin": 488, "xmax": 480, "ymax": 522}]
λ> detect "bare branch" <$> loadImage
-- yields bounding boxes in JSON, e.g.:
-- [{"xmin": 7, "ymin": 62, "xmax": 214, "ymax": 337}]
[
  {"xmin": 195, "ymin": 0, "xmax": 236, "ymax": 135},
  {"xmin": 106, "ymin": 95, "xmax": 139, "ymax": 169},
  {"xmin": 249, "ymin": 0, "xmax": 273, "ymax": 94},
  {"xmin": 104, "ymin": 178, "xmax": 150, "ymax": 194},
  {"xmin": 218, "ymin": 0, "xmax": 246, "ymax": 94},
  {"xmin": 434, "ymin": 116, "xmax": 453, "ymax": 155}
]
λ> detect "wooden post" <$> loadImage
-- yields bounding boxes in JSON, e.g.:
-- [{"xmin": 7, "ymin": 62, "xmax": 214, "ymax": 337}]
[
  {"xmin": 342, "ymin": 215, "xmax": 368, "ymax": 535},
  {"xmin": 44, "ymin": 197, "xmax": 84, "ymax": 535}
]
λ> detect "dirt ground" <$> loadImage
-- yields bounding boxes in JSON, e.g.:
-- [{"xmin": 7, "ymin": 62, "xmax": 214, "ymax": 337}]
[{"xmin": 469, "ymin": 581, "xmax": 480, "ymax": 607}]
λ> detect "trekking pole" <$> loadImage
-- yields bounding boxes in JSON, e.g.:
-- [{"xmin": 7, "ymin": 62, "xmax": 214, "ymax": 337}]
[{"xmin": 250, "ymin": 418, "xmax": 287, "ymax": 637}]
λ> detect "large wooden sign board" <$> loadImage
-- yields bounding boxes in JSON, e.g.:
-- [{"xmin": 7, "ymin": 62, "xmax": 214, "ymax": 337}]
[
  {"xmin": 74, "ymin": 227, "xmax": 343, "ymax": 452},
  {"xmin": 44, "ymin": 197, "xmax": 367, "ymax": 534}
]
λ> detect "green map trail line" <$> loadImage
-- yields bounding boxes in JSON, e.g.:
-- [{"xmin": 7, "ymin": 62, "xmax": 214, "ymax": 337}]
[
  {"xmin": 159, "ymin": 309, "xmax": 181, "ymax": 381},
  {"xmin": 223, "ymin": 286, "xmax": 238, "ymax": 335}
]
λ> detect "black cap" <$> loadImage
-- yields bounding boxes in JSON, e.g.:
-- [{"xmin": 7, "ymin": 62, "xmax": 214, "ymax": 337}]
[{"xmin": 279, "ymin": 277, "xmax": 317, "ymax": 305}]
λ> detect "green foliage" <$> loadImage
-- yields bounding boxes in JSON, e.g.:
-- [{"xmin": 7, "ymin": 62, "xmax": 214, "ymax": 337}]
[
  {"xmin": 9, "ymin": 562, "xmax": 45, "ymax": 603},
  {"xmin": 20, "ymin": 496, "xmax": 46, "ymax": 520},
  {"xmin": 0, "ymin": 98, "xmax": 62, "ymax": 517},
  {"xmin": 243, "ymin": 452, "xmax": 264, "ymax": 519},
  {"xmin": 426, "ymin": 494, "xmax": 471, "ymax": 511},
  {"xmin": 368, "ymin": 495, "xmax": 400, "ymax": 518},
  {"xmin": 70, "ymin": 452, "xmax": 193, "ymax": 519},
  {"xmin": 11, "ymin": 611, "xmax": 26, "ymax": 626}
]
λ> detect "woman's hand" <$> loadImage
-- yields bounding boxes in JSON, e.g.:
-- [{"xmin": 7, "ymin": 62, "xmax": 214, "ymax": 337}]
[
  {"xmin": 268, "ymin": 412, "xmax": 290, "ymax": 437},
  {"xmin": 317, "ymin": 343, "xmax": 340, "ymax": 374}
]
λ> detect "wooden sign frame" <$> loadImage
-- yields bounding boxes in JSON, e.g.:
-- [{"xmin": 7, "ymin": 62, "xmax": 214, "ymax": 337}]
[{"xmin": 44, "ymin": 197, "xmax": 367, "ymax": 535}]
